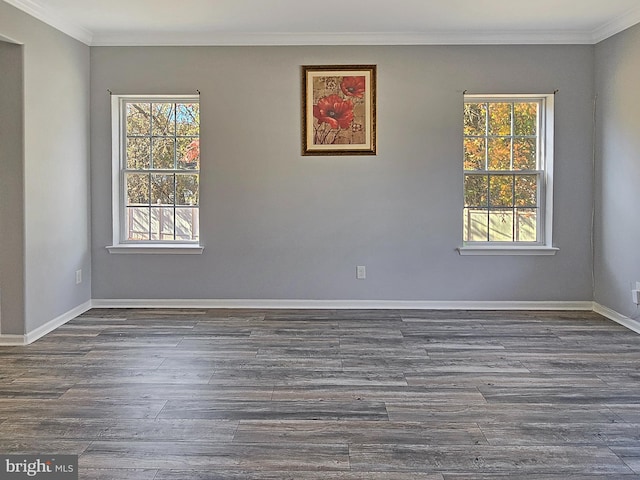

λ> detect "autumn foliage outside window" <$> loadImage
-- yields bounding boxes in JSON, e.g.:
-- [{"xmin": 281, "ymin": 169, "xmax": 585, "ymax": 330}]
[
  {"xmin": 123, "ymin": 99, "xmax": 200, "ymax": 242},
  {"xmin": 464, "ymin": 97, "xmax": 545, "ymax": 243}
]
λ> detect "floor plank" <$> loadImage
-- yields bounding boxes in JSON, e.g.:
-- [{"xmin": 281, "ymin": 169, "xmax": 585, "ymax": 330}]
[{"xmin": 0, "ymin": 308, "xmax": 639, "ymax": 478}]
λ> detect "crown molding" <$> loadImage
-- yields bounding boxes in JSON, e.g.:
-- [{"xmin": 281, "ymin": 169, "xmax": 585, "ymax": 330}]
[
  {"xmin": 3, "ymin": 0, "xmax": 92, "ymax": 44},
  {"xmin": 591, "ymin": 5, "xmax": 640, "ymax": 43},
  {"xmin": 4, "ymin": 0, "xmax": 640, "ymax": 47},
  {"xmin": 90, "ymin": 30, "xmax": 595, "ymax": 47}
]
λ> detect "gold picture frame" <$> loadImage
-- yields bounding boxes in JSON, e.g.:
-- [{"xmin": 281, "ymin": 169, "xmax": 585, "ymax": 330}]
[{"xmin": 302, "ymin": 65, "xmax": 376, "ymax": 155}]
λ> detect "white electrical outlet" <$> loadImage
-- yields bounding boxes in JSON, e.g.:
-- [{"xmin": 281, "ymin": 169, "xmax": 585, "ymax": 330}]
[
  {"xmin": 76, "ymin": 269, "xmax": 82, "ymax": 285},
  {"xmin": 633, "ymin": 289, "xmax": 640, "ymax": 305},
  {"xmin": 356, "ymin": 265, "xmax": 366, "ymax": 280}
]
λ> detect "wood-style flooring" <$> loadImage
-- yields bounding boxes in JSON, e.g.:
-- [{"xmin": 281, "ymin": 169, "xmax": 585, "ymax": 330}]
[{"xmin": 1, "ymin": 308, "xmax": 640, "ymax": 479}]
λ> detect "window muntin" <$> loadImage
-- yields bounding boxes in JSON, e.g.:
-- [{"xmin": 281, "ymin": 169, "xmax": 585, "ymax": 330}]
[
  {"xmin": 463, "ymin": 96, "xmax": 550, "ymax": 245},
  {"xmin": 120, "ymin": 98, "xmax": 200, "ymax": 243}
]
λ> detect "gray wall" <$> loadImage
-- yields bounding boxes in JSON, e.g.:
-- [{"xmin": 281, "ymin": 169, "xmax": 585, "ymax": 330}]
[
  {"xmin": 594, "ymin": 24, "xmax": 640, "ymax": 317},
  {"xmin": 0, "ymin": 40, "xmax": 25, "ymax": 334},
  {"xmin": 0, "ymin": 2, "xmax": 91, "ymax": 334},
  {"xmin": 91, "ymin": 45, "xmax": 595, "ymax": 302}
]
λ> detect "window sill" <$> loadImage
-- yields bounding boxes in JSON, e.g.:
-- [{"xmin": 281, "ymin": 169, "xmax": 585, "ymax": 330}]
[
  {"xmin": 106, "ymin": 244, "xmax": 204, "ymax": 255},
  {"xmin": 457, "ymin": 246, "xmax": 559, "ymax": 256}
]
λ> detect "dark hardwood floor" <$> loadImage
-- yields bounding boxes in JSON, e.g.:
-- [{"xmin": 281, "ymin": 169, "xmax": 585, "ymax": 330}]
[{"xmin": 1, "ymin": 308, "xmax": 640, "ymax": 479}]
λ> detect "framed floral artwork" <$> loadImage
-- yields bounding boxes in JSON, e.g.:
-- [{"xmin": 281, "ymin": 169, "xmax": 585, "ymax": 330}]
[{"xmin": 302, "ymin": 65, "xmax": 376, "ymax": 155}]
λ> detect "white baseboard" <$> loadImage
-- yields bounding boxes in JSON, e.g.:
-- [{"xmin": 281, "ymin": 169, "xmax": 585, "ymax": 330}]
[
  {"xmin": 593, "ymin": 302, "xmax": 640, "ymax": 335},
  {"xmin": 91, "ymin": 298, "xmax": 594, "ymax": 311},
  {"xmin": 0, "ymin": 334, "xmax": 27, "ymax": 346},
  {"xmin": 3, "ymin": 299, "xmax": 637, "ymax": 344},
  {"xmin": 0, "ymin": 300, "xmax": 92, "ymax": 346}
]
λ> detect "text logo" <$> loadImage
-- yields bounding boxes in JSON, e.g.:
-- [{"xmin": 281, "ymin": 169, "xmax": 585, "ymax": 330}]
[{"xmin": 0, "ymin": 456, "xmax": 77, "ymax": 479}]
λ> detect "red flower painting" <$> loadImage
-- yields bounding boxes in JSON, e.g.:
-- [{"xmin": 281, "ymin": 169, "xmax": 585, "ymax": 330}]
[
  {"xmin": 313, "ymin": 94, "xmax": 354, "ymax": 130},
  {"xmin": 340, "ymin": 76, "xmax": 366, "ymax": 98},
  {"xmin": 303, "ymin": 65, "xmax": 375, "ymax": 153}
]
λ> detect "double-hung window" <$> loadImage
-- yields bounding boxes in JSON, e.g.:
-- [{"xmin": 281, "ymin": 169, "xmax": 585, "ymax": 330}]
[
  {"xmin": 460, "ymin": 94, "xmax": 557, "ymax": 255},
  {"xmin": 109, "ymin": 96, "xmax": 202, "ymax": 254}
]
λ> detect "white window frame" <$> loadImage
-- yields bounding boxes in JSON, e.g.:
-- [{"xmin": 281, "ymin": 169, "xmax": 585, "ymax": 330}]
[
  {"xmin": 458, "ymin": 94, "xmax": 558, "ymax": 256},
  {"xmin": 107, "ymin": 94, "xmax": 203, "ymax": 255}
]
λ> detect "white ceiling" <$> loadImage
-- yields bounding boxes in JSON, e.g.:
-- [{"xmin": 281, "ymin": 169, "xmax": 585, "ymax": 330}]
[{"xmin": 5, "ymin": 0, "xmax": 640, "ymax": 46}]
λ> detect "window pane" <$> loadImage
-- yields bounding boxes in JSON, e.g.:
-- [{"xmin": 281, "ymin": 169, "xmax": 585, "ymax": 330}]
[
  {"xmin": 126, "ymin": 137, "xmax": 150, "ymax": 170},
  {"xmin": 488, "ymin": 103, "xmax": 511, "ymax": 136},
  {"xmin": 464, "ymin": 208, "xmax": 488, "ymax": 242},
  {"xmin": 119, "ymin": 98, "xmax": 199, "ymax": 244},
  {"xmin": 515, "ymin": 174, "xmax": 538, "ymax": 207},
  {"xmin": 489, "ymin": 209, "xmax": 514, "ymax": 242},
  {"xmin": 516, "ymin": 209, "xmax": 537, "ymax": 242},
  {"xmin": 513, "ymin": 138, "xmax": 536, "ymax": 170},
  {"xmin": 151, "ymin": 103, "xmax": 176, "ymax": 136},
  {"xmin": 151, "ymin": 207, "xmax": 174, "ymax": 241},
  {"xmin": 151, "ymin": 174, "xmax": 175, "ymax": 205},
  {"xmin": 489, "ymin": 175, "xmax": 514, "ymax": 207},
  {"xmin": 514, "ymin": 102, "xmax": 537, "ymax": 136},
  {"xmin": 126, "ymin": 103, "xmax": 150, "ymax": 136},
  {"xmin": 464, "ymin": 103, "xmax": 486, "ymax": 136},
  {"xmin": 177, "ymin": 137, "xmax": 200, "ymax": 170},
  {"xmin": 464, "ymin": 138, "xmax": 485, "ymax": 170},
  {"xmin": 176, "ymin": 207, "xmax": 199, "ymax": 241},
  {"xmin": 464, "ymin": 174, "xmax": 488, "ymax": 207},
  {"xmin": 126, "ymin": 173, "xmax": 150, "ymax": 205},
  {"xmin": 487, "ymin": 138, "xmax": 511, "ymax": 170},
  {"xmin": 176, "ymin": 174, "xmax": 199, "ymax": 206},
  {"xmin": 462, "ymin": 97, "xmax": 548, "ymax": 246},
  {"xmin": 152, "ymin": 138, "xmax": 175, "ymax": 169},
  {"xmin": 176, "ymin": 103, "xmax": 200, "ymax": 136},
  {"xmin": 126, "ymin": 207, "xmax": 150, "ymax": 241}
]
